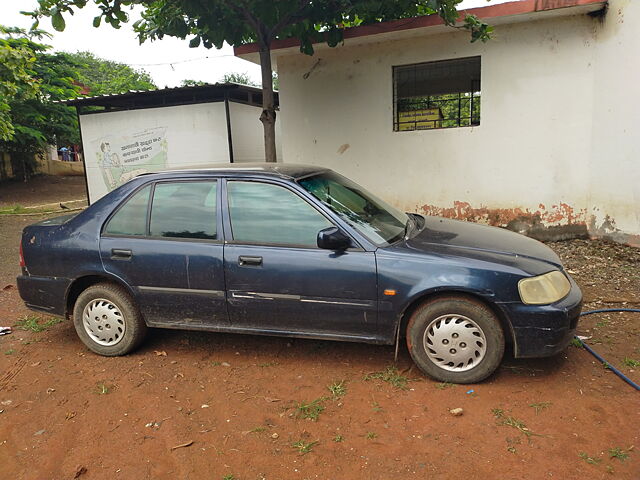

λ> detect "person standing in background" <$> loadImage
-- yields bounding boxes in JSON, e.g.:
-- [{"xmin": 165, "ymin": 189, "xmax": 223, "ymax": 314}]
[{"xmin": 59, "ymin": 146, "xmax": 70, "ymax": 161}]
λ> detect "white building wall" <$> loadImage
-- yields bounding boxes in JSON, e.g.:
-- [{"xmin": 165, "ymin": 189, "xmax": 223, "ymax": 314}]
[
  {"xmin": 80, "ymin": 103, "xmax": 230, "ymax": 203},
  {"xmin": 276, "ymin": 6, "xmax": 640, "ymax": 244},
  {"xmin": 229, "ymin": 102, "xmax": 283, "ymax": 162},
  {"xmin": 588, "ymin": 0, "xmax": 640, "ymax": 244}
]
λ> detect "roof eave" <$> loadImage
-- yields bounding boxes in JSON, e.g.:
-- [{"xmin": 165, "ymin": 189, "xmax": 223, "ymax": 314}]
[
  {"xmin": 235, "ymin": 0, "xmax": 607, "ymax": 65},
  {"xmin": 60, "ymin": 82, "xmax": 268, "ymax": 107}
]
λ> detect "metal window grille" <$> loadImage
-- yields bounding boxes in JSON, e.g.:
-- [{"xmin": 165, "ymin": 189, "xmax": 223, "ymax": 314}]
[{"xmin": 393, "ymin": 56, "xmax": 481, "ymax": 132}]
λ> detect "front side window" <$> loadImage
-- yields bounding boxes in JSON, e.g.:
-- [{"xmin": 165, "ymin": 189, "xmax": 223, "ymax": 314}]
[
  {"xmin": 150, "ymin": 181, "xmax": 217, "ymax": 240},
  {"xmin": 393, "ymin": 56, "xmax": 481, "ymax": 131},
  {"xmin": 227, "ymin": 181, "xmax": 332, "ymax": 247},
  {"xmin": 104, "ymin": 185, "xmax": 151, "ymax": 236},
  {"xmin": 298, "ymin": 171, "xmax": 408, "ymax": 246}
]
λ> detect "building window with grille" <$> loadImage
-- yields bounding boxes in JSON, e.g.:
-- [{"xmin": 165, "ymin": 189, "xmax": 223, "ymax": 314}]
[{"xmin": 393, "ymin": 56, "xmax": 481, "ymax": 131}]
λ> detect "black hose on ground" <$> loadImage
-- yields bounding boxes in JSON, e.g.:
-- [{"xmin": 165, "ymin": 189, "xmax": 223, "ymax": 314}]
[{"xmin": 575, "ymin": 308, "xmax": 640, "ymax": 391}]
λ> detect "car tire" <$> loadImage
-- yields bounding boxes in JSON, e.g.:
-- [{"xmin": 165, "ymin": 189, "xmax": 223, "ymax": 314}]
[
  {"xmin": 406, "ymin": 296, "xmax": 505, "ymax": 384},
  {"xmin": 73, "ymin": 282, "xmax": 147, "ymax": 356}
]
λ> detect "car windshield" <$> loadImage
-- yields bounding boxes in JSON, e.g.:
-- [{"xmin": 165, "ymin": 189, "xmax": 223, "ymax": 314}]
[{"xmin": 298, "ymin": 171, "xmax": 409, "ymax": 246}]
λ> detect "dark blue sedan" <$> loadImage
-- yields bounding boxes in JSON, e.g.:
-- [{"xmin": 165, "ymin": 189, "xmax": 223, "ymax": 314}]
[{"xmin": 17, "ymin": 164, "xmax": 582, "ymax": 383}]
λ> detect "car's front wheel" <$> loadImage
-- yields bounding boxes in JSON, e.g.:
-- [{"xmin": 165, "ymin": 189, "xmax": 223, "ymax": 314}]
[
  {"xmin": 406, "ymin": 296, "xmax": 505, "ymax": 384},
  {"xmin": 73, "ymin": 282, "xmax": 147, "ymax": 356}
]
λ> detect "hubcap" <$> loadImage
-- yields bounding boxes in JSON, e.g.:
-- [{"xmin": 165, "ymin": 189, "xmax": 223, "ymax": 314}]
[
  {"xmin": 423, "ymin": 314, "xmax": 487, "ymax": 372},
  {"xmin": 82, "ymin": 298, "xmax": 125, "ymax": 346}
]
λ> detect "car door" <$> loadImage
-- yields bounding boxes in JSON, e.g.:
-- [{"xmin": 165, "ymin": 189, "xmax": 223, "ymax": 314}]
[
  {"xmin": 222, "ymin": 178, "xmax": 378, "ymax": 339},
  {"xmin": 100, "ymin": 179, "xmax": 228, "ymax": 327}
]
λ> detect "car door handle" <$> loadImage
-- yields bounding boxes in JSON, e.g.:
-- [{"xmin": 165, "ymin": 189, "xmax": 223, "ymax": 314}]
[
  {"xmin": 238, "ymin": 255, "xmax": 262, "ymax": 267},
  {"xmin": 111, "ymin": 248, "xmax": 132, "ymax": 260}
]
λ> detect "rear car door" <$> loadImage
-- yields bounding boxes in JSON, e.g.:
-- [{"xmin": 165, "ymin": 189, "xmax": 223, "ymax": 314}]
[
  {"xmin": 99, "ymin": 179, "xmax": 228, "ymax": 327},
  {"xmin": 222, "ymin": 178, "xmax": 378, "ymax": 339}
]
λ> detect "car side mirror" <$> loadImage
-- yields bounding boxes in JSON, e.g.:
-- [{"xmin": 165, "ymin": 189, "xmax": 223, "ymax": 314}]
[{"xmin": 317, "ymin": 227, "xmax": 352, "ymax": 251}]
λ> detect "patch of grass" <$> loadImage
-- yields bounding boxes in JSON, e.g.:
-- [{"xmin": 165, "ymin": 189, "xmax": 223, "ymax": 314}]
[
  {"xmin": 248, "ymin": 426, "xmax": 266, "ymax": 434},
  {"xmin": 608, "ymin": 447, "xmax": 629, "ymax": 462},
  {"xmin": 15, "ymin": 315, "xmax": 62, "ymax": 333},
  {"xmin": 222, "ymin": 475, "xmax": 237, "ymax": 480},
  {"xmin": 327, "ymin": 380, "xmax": 347, "ymax": 399},
  {"xmin": 295, "ymin": 398, "xmax": 325, "ymax": 421},
  {"xmin": 502, "ymin": 416, "xmax": 534, "ymax": 436},
  {"xmin": 0, "ymin": 204, "xmax": 76, "ymax": 215},
  {"xmin": 435, "ymin": 381, "xmax": 456, "ymax": 390},
  {"xmin": 603, "ymin": 362, "xmax": 611, "ymax": 370},
  {"xmin": 364, "ymin": 366, "xmax": 408, "ymax": 390},
  {"xmin": 4, "ymin": 349, "xmax": 15, "ymax": 355},
  {"xmin": 529, "ymin": 402, "xmax": 552, "ymax": 415},
  {"xmin": 0, "ymin": 204, "xmax": 28, "ymax": 215},
  {"xmin": 0, "ymin": 204, "xmax": 66, "ymax": 215},
  {"xmin": 492, "ymin": 408, "xmax": 538, "ymax": 437},
  {"xmin": 95, "ymin": 383, "xmax": 113, "ymax": 395},
  {"xmin": 570, "ymin": 338, "xmax": 583, "ymax": 348},
  {"xmin": 622, "ymin": 357, "xmax": 640, "ymax": 368},
  {"xmin": 371, "ymin": 401, "xmax": 383, "ymax": 413},
  {"xmin": 291, "ymin": 440, "xmax": 317, "ymax": 454},
  {"xmin": 596, "ymin": 319, "xmax": 609, "ymax": 328},
  {"xmin": 579, "ymin": 452, "xmax": 601, "ymax": 465},
  {"xmin": 365, "ymin": 432, "xmax": 377, "ymax": 440},
  {"xmin": 491, "ymin": 408, "xmax": 504, "ymax": 418},
  {"xmin": 211, "ymin": 361, "xmax": 222, "ymax": 366},
  {"xmin": 333, "ymin": 434, "xmax": 344, "ymax": 442}
]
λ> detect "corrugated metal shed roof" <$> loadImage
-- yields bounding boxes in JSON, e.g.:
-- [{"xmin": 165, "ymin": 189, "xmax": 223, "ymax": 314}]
[{"xmin": 61, "ymin": 82, "xmax": 276, "ymax": 112}]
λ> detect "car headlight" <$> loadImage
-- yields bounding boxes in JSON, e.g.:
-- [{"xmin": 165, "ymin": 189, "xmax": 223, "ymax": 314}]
[{"xmin": 518, "ymin": 271, "xmax": 571, "ymax": 305}]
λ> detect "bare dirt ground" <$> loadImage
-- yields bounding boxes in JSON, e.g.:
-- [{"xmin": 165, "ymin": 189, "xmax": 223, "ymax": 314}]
[{"xmin": 0, "ymin": 177, "xmax": 638, "ymax": 480}]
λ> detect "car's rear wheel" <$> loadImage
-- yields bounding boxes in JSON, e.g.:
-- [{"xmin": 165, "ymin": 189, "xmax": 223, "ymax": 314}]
[
  {"xmin": 73, "ymin": 282, "xmax": 147, "ymax": 356},
  {"xmin": 406, "ymin": 296, "xmax": 505, "ymax": 384}
]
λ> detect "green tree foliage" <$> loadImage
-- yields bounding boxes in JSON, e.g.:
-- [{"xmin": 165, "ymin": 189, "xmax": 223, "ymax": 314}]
[
  {"xmin": 68, "ymin": 51, "xmax": 156, "ymax": 96},
  {"xmin": 220, "ymin": 72, "xmax": 259, "ymax": 87},
  {"xmin": 0, "ymin": 26, "xmax": 81, "ymax": 176},
  {"xmin": 181, "ymin": 72, "xmax": 273, "ymax": 89},
  {"xmin": 180, "ymin": 79, "xmax": 208, "ymax": 87},
  {"xmin": 0, "ymin": 26, "xmax": 40, "ymax": 142},
  {"xmin": 29, "ymin": 1, "xmax": 492, "ymax": 162}
]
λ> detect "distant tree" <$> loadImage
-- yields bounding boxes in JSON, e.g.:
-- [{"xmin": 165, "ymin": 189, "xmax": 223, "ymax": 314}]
[
  {"xmin": 0, "ymin": 26, "xmax": 81, "ymax": 178},
  {"xmin": 68, "ymin": 51, "xmax": 156, "ymax": 96},
  {"xmin": 180, "ymin": 79, "xmax": 208, "ymax": 87},
  {"xmin": 220, "ymin": 71, "xmax": 259, "ymax": 87},
  {"xmin": 31, "ymin": 1, "xmax": 492, "ymax": 163},
  {"xmin": 0, "ymin": 26, "xmax": 40, "ymax": 142}
]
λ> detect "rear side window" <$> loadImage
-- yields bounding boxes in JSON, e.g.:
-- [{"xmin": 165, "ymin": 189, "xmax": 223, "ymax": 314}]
[
  {"xmin": 227, "ymin": 181, "xmax": 332, "ymax": 247},
  {"xmin": 150, "ymin": 181, "xmax": 217, "ymax": 240},
  {"xmin": 104, "ymin": 185, "xmax": 151, "ymax": 236}
]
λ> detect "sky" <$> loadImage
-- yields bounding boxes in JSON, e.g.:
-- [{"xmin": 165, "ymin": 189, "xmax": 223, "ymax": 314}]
[{"xmin": 1, "ymin": 0, "xmax": 512, "ymax": 88}]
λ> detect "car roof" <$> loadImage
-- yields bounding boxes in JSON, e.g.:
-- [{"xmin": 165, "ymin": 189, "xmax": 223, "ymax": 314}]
[{"xmin": 137, "ymin": 163, "xmax": 328, "ymax": 181}]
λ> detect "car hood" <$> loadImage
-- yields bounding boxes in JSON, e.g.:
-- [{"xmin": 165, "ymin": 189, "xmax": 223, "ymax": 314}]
[{"xmin": 404, "ymin": 216, "xmax": 562, "ymax": 268}]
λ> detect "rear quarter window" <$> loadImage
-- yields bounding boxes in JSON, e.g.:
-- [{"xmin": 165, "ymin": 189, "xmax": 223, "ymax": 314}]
[{"xmin": 104, "ymin": 185, "xmax": 151, "ymax": 236}]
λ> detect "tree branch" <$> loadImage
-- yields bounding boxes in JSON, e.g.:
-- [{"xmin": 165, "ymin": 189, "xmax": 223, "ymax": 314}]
[
  {"xmin": 222, "ymin": 0, "xmax": 268, "ymax": 46},
  {"xmin": 270, "ymin": 0, "xmax": 312, "ymax": 39}
]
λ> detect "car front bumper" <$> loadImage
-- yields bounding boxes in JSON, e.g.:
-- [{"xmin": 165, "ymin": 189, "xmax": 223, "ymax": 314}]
[{"xmin": 498, "ymin": 275, "xmax": 583, "ymax": 358}]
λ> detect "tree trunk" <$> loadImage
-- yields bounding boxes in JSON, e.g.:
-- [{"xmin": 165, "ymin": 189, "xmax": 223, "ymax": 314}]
[{"xmin": 259, "ymin": 46, "xmax": 277, "ymax": 163}]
